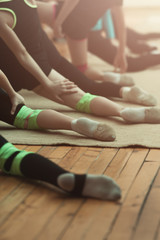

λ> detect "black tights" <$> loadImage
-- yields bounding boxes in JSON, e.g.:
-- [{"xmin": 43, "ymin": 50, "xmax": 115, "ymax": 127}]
[{"xmin": 54, "ymin": 56, "xmax": 121, "ymax": 97}]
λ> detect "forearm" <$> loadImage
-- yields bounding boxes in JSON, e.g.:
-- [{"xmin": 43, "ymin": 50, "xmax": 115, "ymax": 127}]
[
  {"xmin": 36, "ymin": 1, "xmax": 56, "ymax": 25},
  {"xmin": 0, "ymin": 23, "xmax": 51, "ymax": 88},
  {"xmin": 55, "ymin": 0, "xmax": 80, "ymax": 26},
  {"xmin": 0, "ymin": 70, "xmax": 16, "ymax": 97},
  {"xmin": 16, "ymin": 49, "xmax": 51, "ymax": 88},
  {"xmin": 112, "ymin": 6, "xmax": 126, "ymax": 54}
]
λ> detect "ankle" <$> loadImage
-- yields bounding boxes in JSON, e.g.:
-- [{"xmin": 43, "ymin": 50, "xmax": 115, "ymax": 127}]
[
  {"xmin": 57, "ymin": 173, "xmax": 75, "ymax": 192},
  {"xmin": 76, "ymin": 63, "xmax": 88, "ymax": 73}
]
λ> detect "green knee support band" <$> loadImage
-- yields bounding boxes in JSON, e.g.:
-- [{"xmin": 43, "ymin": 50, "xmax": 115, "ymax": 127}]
[
  {"xmin": 76, "ymin": 93, "xmax": 97, "ymax": 113},
  {"xmin": 13, "ymin": 106, "xmax": 43, "ymax": 129},
  {"xmin": 0, "ymin": 142, "xmax": 31, "ymax": 176}
]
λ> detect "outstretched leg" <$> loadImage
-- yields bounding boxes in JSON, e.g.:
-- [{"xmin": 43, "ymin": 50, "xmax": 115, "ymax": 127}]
[
  {"xmin": 88, "ymin": 30, "xmax": 160, "ymax": 73},
  {"xmin": 0, "ymin": 135, "xmax": 121, "ymax": 201},
  {"xmin": 0, "ymin": 89, "xmax": 115, "ymax": 141},
  {"xmin": 66, "ymin": 36, "xmax": 135, "ymax": 86},
  {"xmin": 126, "ymin": 27, "xmax": 158, "ymax": 54},
  {"xmin": 34, "ymin": 77, "xmax": 160, "ymax": 125}
]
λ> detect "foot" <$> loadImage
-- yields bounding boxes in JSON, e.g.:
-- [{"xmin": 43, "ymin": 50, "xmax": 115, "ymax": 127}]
[
  {"xmin": 120, "ymin": 107, "xmax": 160, "ymax": 123},
  {"xmin": 120, "ymin": 107, "xmax": 146, "ymax": 123},
  {"xmin": 71, "ymin": 117, "xmax": 116, "ymax": 141},
  {"xmin": 84, "ymin": 68, "xmax": 135, "ymax": 87},
  {"xmin": 122, "ymin": 86, "xmax": 157, "ymax": 106},
  {"xmin": 103, "ymin": 72, "xmax": 135, "ymax": 86},
  {"xmin": 144, "ymin": 107, "xmax": 160, "ymax": 123},
  {"xmin": 57, "ymin": 173, "xmax": 121, "ymax": 201}
]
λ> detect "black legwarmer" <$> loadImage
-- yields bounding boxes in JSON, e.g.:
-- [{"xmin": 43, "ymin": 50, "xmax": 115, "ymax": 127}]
[
  {"xmin": 0, "ymin": 135, "xmax": 86, "ymax": 197},
  {"xmin": 19, "ymin": 153, "xmax": 87, "ymax": 196}
]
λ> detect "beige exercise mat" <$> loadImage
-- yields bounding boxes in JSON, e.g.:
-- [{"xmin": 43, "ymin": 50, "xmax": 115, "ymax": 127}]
[{"xmin": 0, "ymin": 68, "xmax": 160, "ymax": 147}]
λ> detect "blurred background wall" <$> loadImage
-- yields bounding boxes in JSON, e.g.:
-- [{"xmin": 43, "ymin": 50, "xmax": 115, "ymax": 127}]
[{"xmin": 124, "ymin": 0, "xmax": 160, "ymax": 7}]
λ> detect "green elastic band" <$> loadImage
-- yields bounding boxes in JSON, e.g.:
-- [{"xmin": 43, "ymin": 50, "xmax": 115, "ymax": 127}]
[
  {"xmin": 9, "ymin": 151, "xmax": 30, "ymax": 176},
  {"xmin": 24, "ymin": 0, "xmax": 37, "ymax": 8},
  {"xmin": 0, "ymin": 142, "xmax": 31, "ymax": 176},
  {"xmin": 14, "ymin": 106, "xmax": 42, "ymax": 130},
  {"xmin": 0, "ymin": 7, "xmax": 17, "ymax": 29},
  {"xmin": 0, "ymin": 143, "xmax": 17, "ymax": 171},
  {"xmin": 76, "ymin": 93, "xmax": 97, "ymax": 113},
  {"xmin": 28, "ymin": 109, "xmax": 42, "ymax": 129}
]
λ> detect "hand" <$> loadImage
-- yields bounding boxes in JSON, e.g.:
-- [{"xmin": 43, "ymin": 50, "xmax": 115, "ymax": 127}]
[
  {"xmin": 53, "ymin": 23, "xmax": 64, "ymax": 38},
  {"xmin": 10, "ymin": 92, "xmax": 25, "ymax": 115},
  {"xmin": 45, "ymin": 78, "xmax": 78, "ymax": 104},
  {"xmin": 113, "ymin": 52, "xmax": 128, "ymax": 73}
]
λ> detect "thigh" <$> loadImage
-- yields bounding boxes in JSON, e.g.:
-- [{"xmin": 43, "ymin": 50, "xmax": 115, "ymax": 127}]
[{"xmin": 62, "ymin": 0, "xmax": 122, "ymax": 39}]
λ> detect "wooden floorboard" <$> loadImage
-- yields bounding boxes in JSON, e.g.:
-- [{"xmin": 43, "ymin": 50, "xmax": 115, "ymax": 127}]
[{"xmin": 0, "ymin": 146, "xmax": 160, "ymax": 240}]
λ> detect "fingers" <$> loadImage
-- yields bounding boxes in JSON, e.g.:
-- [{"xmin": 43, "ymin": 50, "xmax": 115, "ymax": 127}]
[
  {"xmin": 63, "ymin": 79, "xmax": 77, "ymax": 86},
  {"xmin": 10, "ymin": 94, "xmax": 25, "ymax": 115},
  {"xmin": 61, "ymin": 79, "xmax": 78, "ymax": 93},
  {"xmin": 114, "ymin": 63, "xmax": 127, "ymax": 73},
  {"xmin": 11, "ymin": 104, "xmax": 16, "ymax": 115}
]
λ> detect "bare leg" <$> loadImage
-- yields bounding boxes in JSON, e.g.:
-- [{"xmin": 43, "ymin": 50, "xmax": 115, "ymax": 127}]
[
  {"xmin": 36, "ymin": 109, "xmax": 73, "ymax": 130},
  {"xmin": 33, "ymin": 67, "xmax": 160, "ymax": 124},
  {"xmin": 66, "ymin": 37, "xmax": 88, "ymax": 66},
  {"xmin": 37, "ymin": 1, "xmax": 56, "ymax": 26},
  {"xmin": 34, "ymin": 69, "xmax": 123, "ymax": 116},
  {"xmin": 35, "ymin": 82, "xmax": 160, "ymax": 125},
  {"xmin": 66, "ymin": 36, "xmax": 134, "ymax": 86},
  {"xmin": 32, "ymin": 66, "xmax": 159, "ymax": 130}
]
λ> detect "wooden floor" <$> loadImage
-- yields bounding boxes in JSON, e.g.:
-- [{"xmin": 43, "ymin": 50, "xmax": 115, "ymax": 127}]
[
  {"xmin": 1, "ymin": 6, "xmax": 160, "ymax": 240},
  {"xmin": 0, "ymin": 146, "xmax": 160, "ymax": 240}
]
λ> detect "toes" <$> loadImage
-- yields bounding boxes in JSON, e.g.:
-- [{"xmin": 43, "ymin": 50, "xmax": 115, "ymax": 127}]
[
  {"xmin": 125, "ymin": 86, "xmax": 157, "ymax": 106},
  {"xmin": 120, "ymin": 75, "xmax": 135, "ymax": 86},
  {"xmin": 145, "ymin": 107, "xmax": 160, "ymax": 123},
  {"xmin": 93, "ymin": 124, "xmax": 116, "ymax": 141}
]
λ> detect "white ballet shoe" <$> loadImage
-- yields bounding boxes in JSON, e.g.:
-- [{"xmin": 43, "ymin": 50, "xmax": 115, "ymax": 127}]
[
  {"xmin": 121, "ymin": 107, "xmax": 160, "ymax": 123},
  {"xmin": 144, "ymin": 107, "xmax": 160, "ymax": 123},
  {"xmin": 72, "ymin": 118, "xmax": 116, "ymax": 141},
  {"xmin": 103, "ymin": 72, "xmax": 135, "ymax": 86},
  {"xmin": 93, "ymin": 123, "xmax": 116, "ymax": 141},
  {"xmin": 122, "ymin": 86, "xmax": 157, "ymax": 106},
  {"xmin": 119, "ymin": 74, "xmax": 135, "ymax": 86}
]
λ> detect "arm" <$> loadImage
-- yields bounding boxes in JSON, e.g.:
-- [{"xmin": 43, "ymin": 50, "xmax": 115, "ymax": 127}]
[
  {"xmin": 111, "ymin": 6, "xmax": 127, "ymax": 73},
  {"xmin": 0, "ymin": 16, "xmax": 51, "ymax": 88},
  {"xmin": 0, "ymin": 13, "xmax": 76, "ymax": 103},
  {"xmin": 0, "ymin": 70, "xmax": 25, "ymax": 114},
  {"xmin": 55, "ymin": 0, "xmax": 80, "ymax": 26},
  {"xmin": 52, "ymin": 0, "xmax": 80, "ymax": 38}
]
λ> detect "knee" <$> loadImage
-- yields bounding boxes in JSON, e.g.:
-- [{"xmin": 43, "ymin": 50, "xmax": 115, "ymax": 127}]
[
  {"xmin": 76, "ymin": 93, "xmax": 97, "ymax": 113},
  {"xmin": 13, "ymin": 106, "xmax": 42, "ymax": 130}
]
